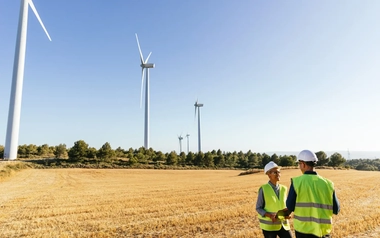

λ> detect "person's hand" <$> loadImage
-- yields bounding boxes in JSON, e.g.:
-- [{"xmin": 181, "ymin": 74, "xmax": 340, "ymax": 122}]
[
  {"xmin": 282, "ymin": 208, "xmax": 292, "ymax": 219},
  {"xmin": 265, "ymin": 212, "xmax": 277, "ymax": 222}
]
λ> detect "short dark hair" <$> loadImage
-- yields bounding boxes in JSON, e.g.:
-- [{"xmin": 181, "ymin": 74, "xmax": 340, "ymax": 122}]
[{"xmin": 299, "ymin": 160, "xmax": 317, "ymax": 167}]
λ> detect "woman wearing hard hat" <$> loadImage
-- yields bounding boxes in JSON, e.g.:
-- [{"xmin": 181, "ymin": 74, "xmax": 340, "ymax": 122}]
[
  {"xmin": 286, "ymin": 150, "xmax": 340, "ymax": 238},
  {"xmin": 256, "ymin": 161, "xmax": 293, "ymax": 238}
]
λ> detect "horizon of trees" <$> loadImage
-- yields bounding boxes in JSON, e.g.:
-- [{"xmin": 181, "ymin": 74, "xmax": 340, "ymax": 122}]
[{"xmin": 0, "ymin": 140, "xmax": 378, "ymax": 171}]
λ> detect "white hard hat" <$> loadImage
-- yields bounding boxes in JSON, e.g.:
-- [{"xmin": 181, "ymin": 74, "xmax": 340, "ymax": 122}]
[
  {"xmin": 297, "ymin": 150, "xmax": 318, "ymax": 162},
  {"xmin": 264, "ymin": 161, "xmax": 279, "ymax": 174}
]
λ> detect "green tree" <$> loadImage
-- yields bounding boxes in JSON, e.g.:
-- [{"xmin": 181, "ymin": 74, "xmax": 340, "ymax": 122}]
[
  {"xmin": 154, "ymin": 151, "xmax": 166, "ymax": 163},
  {"xmin": 128, "ymin": 155, "xmax": 138, "ymax": 165},
  {"xmin": 0, "ymin": 145, "xmax": 4, "ymax": 158},
  {"xmin": 328, "ymin": 153, "xmax": 346, "ymax": 167},
  {"xmin": 247, "ymin": 153, "xmax": 259, "ymax": 168},
  {"xmin": 166, "ymin": 151, "xmax": 178, "ymax": 165},
  {"xmin": 279, "ymin": 155, "xmax": 295, "ymax": 166},
  {"xmin": 224, "ymin": 152, "xmax": 237, "ymax": 168},
  {"xmin": 185, "ymin": 152, "xmax": 195, "ymax": 165},
  {"xmin": 54, "ymin": 144, "xmax": 68, "ymax": 159},
  {"xmin": 68, "ymin": 140, "xmax": 89, "ymax": 161},
  {"xmin": 356, "ymin": 163, "xmax": 377, "ymax": 171},
  {"xmin": 261, "ymin": 153, "xmax": 271, "ymax": 168},
  {"xmin": 136, "ymin": 152, "xmax": 148, "ymax": 164},
  {"xmin": 237, "ymin": 151, "xmax": 248, "ymax": 168},
  {"xmin": 87, "ymin": 147, "xmax": 97, "ymax": 159},
  {"xmin": 114, "ymin": 147, "xmax": 125, "ymax": 158},
  {"xmin": 137, "ymin": 147, "xmax": 146, "ymax": 155},
  {"xmin": 126, "ymin": 148, "xmax": 134, "ymax": 160},
  {"xmin": 194, "ymin": 152, "xmax": 205, "ymax": 166},
  {"xmin": 38, "ymin": 144, "xmax": 50, "ymax": 157},
  {"xmin": 316, "ymin": 151, "xmax": 329, "ymax": 166},
  {"xmin": 204, "ymin": 152, "xmax": 214, "ymax": 167},
  {"xmin": 26, "ymin": 144, "xmax": 38, "ymax": 158},
  {"xmin": 97, "ymin": 142, "xmax": 115, "ymax": 161},
  {"xmin": 18, "ymin": 144, "xmax": 28, "ymax": 158},
  {"xmin": 49, "ymin": 146, "xmax": 56, "ymax": 155},
  {"xmin": 178, "ymin": 152, "xmax": 186, "ymax": 166},
  {"xmin": 146, "ymin": 148, "xmax": 155, "ymax": 161},
  {"xmin": 271, "ymin": 153, "xmax": 280, "ymax": 164},
  {"xmin": 214, "ymin": 153, "xmax": 225, "ymax": 167}
]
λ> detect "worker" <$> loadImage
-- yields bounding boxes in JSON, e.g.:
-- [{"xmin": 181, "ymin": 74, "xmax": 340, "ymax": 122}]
[
  {"xmin": 286, "ymin": 150, "xmax": 340, "ymax": 238},
  {"xmin": 256, "ymin": 161, "xmax": 292, "ymax": 238}
]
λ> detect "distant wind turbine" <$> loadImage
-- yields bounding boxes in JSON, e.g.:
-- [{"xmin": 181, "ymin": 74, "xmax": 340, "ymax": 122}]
[
  {"xmin": 186, "ymin": 133, "xmax": 190, "ymax": 154},
  {"xmin": 178, "ymin": 135, "xmax": 183, "ymax": 153},
  {"xmin": 4, "ymin": 0, "xmax": 52, "ymax": 160},
  {"xmin": 135, "ymin": 33, "xmax": 155, "ymax": 149},
  {"xmin": 194, "ymin": 100, "xmax": 204, "ymax": 152}
]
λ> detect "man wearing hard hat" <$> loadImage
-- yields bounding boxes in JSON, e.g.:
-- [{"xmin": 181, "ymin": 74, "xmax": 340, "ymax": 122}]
[
  {"xmin": 286, "ymin": 150, "xmax": 340, "ymax": 238},
  {"xmin": 256, "ymin": 161, "xmax": 292, "ymax": 238}
]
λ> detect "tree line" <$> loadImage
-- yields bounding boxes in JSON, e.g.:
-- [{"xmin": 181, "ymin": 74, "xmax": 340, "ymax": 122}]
[{"xmin": 0, "ymin": 140, "xmax": 377, "ymax": 171}]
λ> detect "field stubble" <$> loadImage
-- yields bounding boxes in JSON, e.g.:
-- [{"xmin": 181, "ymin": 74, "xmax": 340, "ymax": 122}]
[{"xmin": 0, "ymin": 167, "xmax": 378, "ymax": 237}]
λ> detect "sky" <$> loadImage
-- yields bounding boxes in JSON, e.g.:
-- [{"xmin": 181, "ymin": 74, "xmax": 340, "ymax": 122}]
[{"xmin": 1, "ymin": 0, "xmax": 380, "ymax": 156}]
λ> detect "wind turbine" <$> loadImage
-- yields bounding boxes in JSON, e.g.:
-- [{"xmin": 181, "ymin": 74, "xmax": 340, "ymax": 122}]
[
  {"xmin": 178, "ymin": 135, "xmax": 183, "ymax": 153},
  {"xmin": 4, "ymin": 0, "xmax": 52, "ymax": 160},
  {"xmin": 194, "ymin": 100, "xmax": 204, "ymax": 152},
  {"xmin": 135, "ymin": 33, "xmax": 155, "ymax": 149},
  {"xmin": 186, "ymin": 133, "xmax": 190, "ymax": 154}
]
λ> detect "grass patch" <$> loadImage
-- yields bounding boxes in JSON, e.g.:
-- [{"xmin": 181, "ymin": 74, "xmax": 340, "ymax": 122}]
[{"xmin": 0, "ymin": 161, "xmax": 31, "ymax": 180}]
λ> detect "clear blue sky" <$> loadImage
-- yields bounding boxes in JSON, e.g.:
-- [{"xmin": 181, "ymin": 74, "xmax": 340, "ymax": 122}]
[{"xmin": 1, "ymin": 0, "xmax": 380, "ymax": 154}]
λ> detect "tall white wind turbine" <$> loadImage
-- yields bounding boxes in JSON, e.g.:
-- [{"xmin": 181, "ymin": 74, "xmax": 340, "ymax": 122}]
[
  {"xmin": 4, "ymin": 0, "xmax": 52, "ymax": 160},
  {"xmin": 194, "ymin": 100, "xmax": 204, "ymax": 152},
  {"xmin": 135, "ymin": 33, "xmax": 155, "ymax": 149},
  {"xmin": 186, "ymin": 133, "xmax": 190, "ymax": 154},
  {"xmin": 178, "ymin": 135, "xmax": 183, "ymax": 153}
]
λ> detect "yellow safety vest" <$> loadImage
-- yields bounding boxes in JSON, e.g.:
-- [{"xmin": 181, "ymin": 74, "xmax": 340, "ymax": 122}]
[
  {"xmin": 292, "ymin": 174, "xmax": 334, "ymax": 237},
  {"xmin": 259, "ymin": 183, "xmax": 290, "ymax": 231}
]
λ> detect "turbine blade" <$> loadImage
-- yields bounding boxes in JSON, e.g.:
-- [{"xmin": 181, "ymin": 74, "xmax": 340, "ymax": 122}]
[
  {"xmin": 145, "ymin": 52, "xmax": 152, "ymax": 63},
  {"xmin": 140, "ymin": 68, "xmax": 145, "ymax": 108},
  {"xmin": 28, "ymin": 0, "xmax": 52, "ymax": 41},
  {"xmin": 135, "ymin": 33, "xmax": 144, "ymax": 64}
]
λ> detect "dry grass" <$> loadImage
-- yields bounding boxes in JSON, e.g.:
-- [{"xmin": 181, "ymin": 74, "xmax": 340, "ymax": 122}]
[{"xmin": 0, "ymin": 167, "xmax": 378, "ymax": 237}]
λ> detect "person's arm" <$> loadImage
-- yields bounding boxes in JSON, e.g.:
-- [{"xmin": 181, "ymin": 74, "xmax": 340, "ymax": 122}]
[
  {"xmin": 255, "ymin": 187, "xmax": 267, "ymax": 217},
  {"xmin": 332, "ymin": 190, "xmax": 340, "ymax": 215},
  {"xmin": 256, "ymin": 187, "xmax": 277, "ymax": 222},
  {"xmin": 286, "ymin": 179, "xmax": 296, "ymax": 212}
]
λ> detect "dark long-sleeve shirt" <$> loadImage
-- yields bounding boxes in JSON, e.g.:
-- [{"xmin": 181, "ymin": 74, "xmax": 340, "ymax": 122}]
[{"xmin": 286, "ymin": 171, "xmax": 340, "ymax": 215}]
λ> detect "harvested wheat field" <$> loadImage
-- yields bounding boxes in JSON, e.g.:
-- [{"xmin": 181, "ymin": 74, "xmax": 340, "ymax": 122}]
[{"xmin": 0, "ymin": 167, "xmax": 379, "ymax": 237}]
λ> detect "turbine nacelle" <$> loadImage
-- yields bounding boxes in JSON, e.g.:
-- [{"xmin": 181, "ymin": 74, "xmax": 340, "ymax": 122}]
[{"xmin": 141, "ymin": 63, "xmax": 155, "ymax": 68}]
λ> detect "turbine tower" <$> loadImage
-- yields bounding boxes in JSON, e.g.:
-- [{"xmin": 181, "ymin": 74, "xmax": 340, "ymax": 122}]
[
  {"xmin": 186, "ymin": 134, "xmax": 190, "ymax": 154},
  {"xmin": 135, "ymin": 33, "xmax": 154, "ymax": 149},
  {"xmin": 4, "ymin": 0, "xmax": 51, "ymax": 160},
  {"xmin": 178, "ymin": 135, "xmax": 183, "ymax": 153},
  {"xmin": 194, "ymin": 100, "xmax": 204, "ymax": 152}
]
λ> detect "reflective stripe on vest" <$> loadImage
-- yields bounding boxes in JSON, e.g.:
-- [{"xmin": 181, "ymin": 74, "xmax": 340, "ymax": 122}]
[
  {"xmin": 259, "ymin": 183, "xmax": 290, "ymax": 231},
  {"xmin": 292, "ymin": 174, "xmax": 334, "ymax": 237}
]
